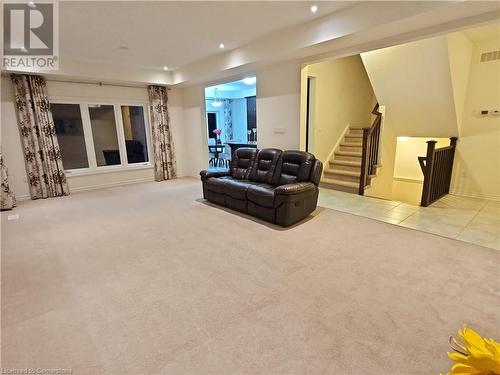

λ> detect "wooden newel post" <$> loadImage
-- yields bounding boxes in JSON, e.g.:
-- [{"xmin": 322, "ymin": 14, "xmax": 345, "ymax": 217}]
[
  {"xmin": 446, "ymin": 137, "xmax": 458, "ymax": 194},
  {"xmin": 358, "ymin": 128, "xmax": 370, "ymax": 196},
  {"xmin": 420, "ymin": 140, "xmax": 437, "ymax": 207}
]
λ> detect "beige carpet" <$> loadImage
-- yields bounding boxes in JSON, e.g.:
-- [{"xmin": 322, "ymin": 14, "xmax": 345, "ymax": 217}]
[{"xmin": 2, "ymin": 178, "xmax": 499, "ymax": 375}]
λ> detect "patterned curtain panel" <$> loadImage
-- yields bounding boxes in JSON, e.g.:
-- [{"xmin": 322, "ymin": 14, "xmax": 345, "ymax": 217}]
[
  {"xmin": 11, "ymin": 74, "xmax": 69, "ymax": 199},
  {"xmin": 0, "ymin": 155, "xmax": 16, "ymax": 211},
  {"xmin": 223, "ymin": 99, "xmax": 233, "ymax": 141},
  {"xmin": 147, "ymin": 85, "xmax": 176, "ymax": 181}
]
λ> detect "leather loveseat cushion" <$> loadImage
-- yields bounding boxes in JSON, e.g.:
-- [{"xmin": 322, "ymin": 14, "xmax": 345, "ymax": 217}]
[
  {"xmin": 274, "ymin": 150, "xmax": 315, "ymax": 186},
  {"xmin": 248, "ymin": 148, "xmax": 282, "ymax": 184},
  {"xmin": 247, "ymin": 184, "xmax": 276, "ymax": 208},
  {"xmin": 205, "ymin": 176, "xmax": 228, "ymax": 194},
  {"xmin": 230, "ymin": 148, "xmax": 257, "ymax": 180},
  {"xmin": 224, "ymin": 179, "xmax": 255, "ymax": 200}
]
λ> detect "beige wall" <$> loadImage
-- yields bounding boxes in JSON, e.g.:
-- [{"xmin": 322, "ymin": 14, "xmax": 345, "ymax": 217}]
[
  {"xmin": 363, "ymin": 106, "xmax": 397, "ymax": 200},
  {"xmin": 0, "ymin": 77, "xmax": 186, "ymax": 199},
  {"xmin": 451, "ymin": 37, "xmax": 500, "ymax": 201},
  {"xmin": 362, "ymin": 32, "xmax": 500, "ymax": 202},
  {"xmin": 394, "ymin": 137, "xmax": 451, "ymax": 180},
  {"xmin": 361, "ymin": 35, "xmax": 459, "ymax": 138},
  {"xmin": 391, "ymin": 137, "xmax": 450, "ymax": 204},
  {"xmin": 300, "ymin": 56, "xmax": 375, "ymax": 164},
  {"xmin": 447, "ymin": 32, "xmax": 474, "ymax": 134}
]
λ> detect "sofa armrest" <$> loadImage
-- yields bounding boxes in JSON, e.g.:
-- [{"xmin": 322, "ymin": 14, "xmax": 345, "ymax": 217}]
[
  {"xmin": 200, "ymin": 169, "xmax": 230, "ymax": 181},
  {"xmin": 275, "ymin": 182, "xmax": 316, "ymax": 196}
]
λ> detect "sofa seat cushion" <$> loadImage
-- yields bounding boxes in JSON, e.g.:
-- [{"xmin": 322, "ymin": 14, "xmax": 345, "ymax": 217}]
[
  {"xmin": 224, "ymin": 179, "xmax": 255, "ymax": 200},
  {"xmin": 205, "ymin": 176, "xmax": 229, "ymax": 194},
  {"xmin": 247, "ymin": 184, "xmax": 276, "ymax": 208}
]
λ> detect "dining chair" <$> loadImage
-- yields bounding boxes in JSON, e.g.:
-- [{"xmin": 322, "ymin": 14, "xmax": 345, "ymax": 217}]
[{"xmin": 208, "ymin": 138, "xmax": 216, "ymax": 166}]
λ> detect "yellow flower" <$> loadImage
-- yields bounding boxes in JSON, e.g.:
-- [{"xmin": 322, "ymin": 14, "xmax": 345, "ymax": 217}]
[{"xmin": 443, "ymin": 325, "xmax": 500, "ymax": 375}]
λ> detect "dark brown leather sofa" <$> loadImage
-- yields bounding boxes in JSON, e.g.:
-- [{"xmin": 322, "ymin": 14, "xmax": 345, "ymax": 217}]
[{"xmin": 200, "ymin": 148, "xmax": 323, "ymax": 227}]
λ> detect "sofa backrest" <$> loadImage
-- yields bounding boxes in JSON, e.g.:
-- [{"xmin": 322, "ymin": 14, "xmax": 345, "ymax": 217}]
[
  {"xmin": 309, "ymin": 160, "xmax": 323, "ymax": 186},
  {"xmin": 248, "ymin": 148, "xmax": 282, "ymax": 184},
  {"xmin": 272, "ymin": 150, "xmax": 315, "ymax": 186},
  {"xmin": 230, "ymin": 148, "xmax": 258, "ymax": 179}
]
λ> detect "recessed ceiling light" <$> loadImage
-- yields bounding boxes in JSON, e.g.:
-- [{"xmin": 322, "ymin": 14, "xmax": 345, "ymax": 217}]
[
  {"xmin": 163, "ymin": 66, "xmax": 169, "ymax": 71},
  {"xmin": 242, "ymin": 77, "xmax": 256, "ymax": 85},
  {"xmin": 27, "ymin": 2, "xmax": 36, "ymax": 8},
  {"xmin": 310, "ymin": 4, "xmax": 318, "ymax": 13},
  {"xmin": 219, "ymin": 43, "xmax": 225, "ymax": 49}
]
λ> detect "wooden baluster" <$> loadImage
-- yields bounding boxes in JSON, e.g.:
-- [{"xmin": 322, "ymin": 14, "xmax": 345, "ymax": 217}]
[
  {"xmin": 447, "ymin": 137, "xmax": 458, "ymax": 194},
  {"xmin": 374, "ymin": 120, "xmax": 380, "ymax": 165},
  {"xmin": 420, "ymin": 140, "xmax": 437, "ymax": 207},
  {"xmin": 359, "ymin": 128, "xmax": 370, "ymax": 195},
  {"xmin": 359, "ymin": 104, "xmax": 383, "ymax": 195}
]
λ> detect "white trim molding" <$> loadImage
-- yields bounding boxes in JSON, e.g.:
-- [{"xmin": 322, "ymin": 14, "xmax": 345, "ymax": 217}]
[{"xmin": 450, "ymin": 190, "xmax": 500, "ymax": 202}]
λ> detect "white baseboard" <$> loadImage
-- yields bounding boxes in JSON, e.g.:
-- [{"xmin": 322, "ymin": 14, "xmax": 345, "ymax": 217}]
[
  {"xmin": 69, "ymin": 177, "xmax": 155, "ymax": 193},
  {"xmin": 450, "ymin": 190, "xmax": 500, "ymax": 202},
  {"xmin": 393, "ymin": 177, "xmax": 423, "ymax": 184},
  {"xmin": 323, "ymin": 123, "xmax": 351, "ymax": 168}
]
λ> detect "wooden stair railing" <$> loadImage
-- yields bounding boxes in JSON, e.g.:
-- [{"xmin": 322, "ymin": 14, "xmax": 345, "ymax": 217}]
[
  {"xmin": 418, "ymin": 137, "xmax": 458, "ymax": 207},
  {"xmin": 359, "ymin": 103, "xmax": 382, "ymax": 195}
]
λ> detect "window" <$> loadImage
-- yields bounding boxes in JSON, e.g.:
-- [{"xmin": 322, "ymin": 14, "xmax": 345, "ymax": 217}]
[
  {"xmin": 88, "ymin": 104, "xmax": 121, "ymax": 167},
  {"xmin": 52, "ymin": 103, "xmax": 89, "ymax": 170},
  {"xmin": 207, "ymin": 112, "xmax": 217, "ymax": 139},
  {"xmin": 121, "ymin": 106, "xmax": 148, "ymax": 164},
  {"xmin": 51, "ymin": 101, "xmax": 150, "ymax": 173}
]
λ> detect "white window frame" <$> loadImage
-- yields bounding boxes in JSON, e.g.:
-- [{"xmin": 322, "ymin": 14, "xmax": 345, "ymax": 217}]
[{"xmin": 50, "ymin": 97, "xmax": 153, "ymax": 176}]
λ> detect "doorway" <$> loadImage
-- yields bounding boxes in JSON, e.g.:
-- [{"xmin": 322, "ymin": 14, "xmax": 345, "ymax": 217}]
[
  {"xmin": 204, "ymin": 77, "xmax": 257, "ymax": 169},
  {"xmin": 305, "ymin": 76, "xmax": 316, "ymax": 153}
]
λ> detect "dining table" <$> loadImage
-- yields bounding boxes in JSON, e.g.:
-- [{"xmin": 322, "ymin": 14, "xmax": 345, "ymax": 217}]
[
  {"xmin": 226, "ymin": 141, "xmax": 257, "ymax": 157},
  {"xmin": 208, "ymin": 144, "xmax": 227, "ymax": 167}
]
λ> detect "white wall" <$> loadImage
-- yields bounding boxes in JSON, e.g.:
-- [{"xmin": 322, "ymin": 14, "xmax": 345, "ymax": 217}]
[
  {"xmin": 451, "ymin": 37, "xmax": 500, "ymax": 201},
  {"xmin": 256, "ymin": 61, "xmax": 302, "ymax": 150},
  {"xmin": 231, "ymin": 98, "xmax": 248, "ymax": 142},
  {"xmin": 0, "ymin": 77, "xmax": 186, "ymax": 199},
  {"xmin": 181, "ymin": 85, "xmax": 208, "ymax": 176},
  {"xmin": 301, "ymin": 55, "xmax": 375, "ymax": 164}
]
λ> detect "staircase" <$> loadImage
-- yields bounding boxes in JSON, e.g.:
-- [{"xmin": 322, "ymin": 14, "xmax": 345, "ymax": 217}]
[
  {"xmin": 321, "ymin": 103, "xmax": 383, "ymax": 194},
  {"xmin": 321, "ymin": 127, "xmax": 365, "ymax": 193}
]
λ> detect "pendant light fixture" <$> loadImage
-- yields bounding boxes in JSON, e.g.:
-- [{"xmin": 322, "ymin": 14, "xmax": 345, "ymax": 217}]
[{"xmin": 211, "ymin": 88, "xmax": 222, "ymax": 107}]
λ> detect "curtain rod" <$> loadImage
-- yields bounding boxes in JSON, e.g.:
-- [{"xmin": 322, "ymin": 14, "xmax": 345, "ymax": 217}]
[
  {"xmin": 1, "ymin": 72, "xmax": 170, "ymax": 90},
  {"xmin": 45, "ymin": 78, "xmax": 171, "ymax": 90}
]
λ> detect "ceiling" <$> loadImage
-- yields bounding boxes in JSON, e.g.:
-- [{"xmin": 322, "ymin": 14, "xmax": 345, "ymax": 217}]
[
  {"xmin": 207, "ymin": 78, "xmax": 256, "ymax": 92},
  {"xmin": 60, "ymin": 1, "xmax": 354, "ymax": 71},
  {"xmin": 205, "ymin": 77, "xmax": 256, "ymax": 98},
  {"xmin": 462, "ymin": 22, "xmax": 500, "ymax": 42}
]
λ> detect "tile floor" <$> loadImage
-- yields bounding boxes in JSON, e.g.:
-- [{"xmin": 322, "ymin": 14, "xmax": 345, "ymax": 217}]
[{"xmin": 318, "ymin": 188, "xmax": 500, "ymax": 251}]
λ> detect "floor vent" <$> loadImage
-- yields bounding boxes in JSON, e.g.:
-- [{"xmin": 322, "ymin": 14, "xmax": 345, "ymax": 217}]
[{"xmin": 480, "ymin": 50, "xmax": 500, "ymax": 62}]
